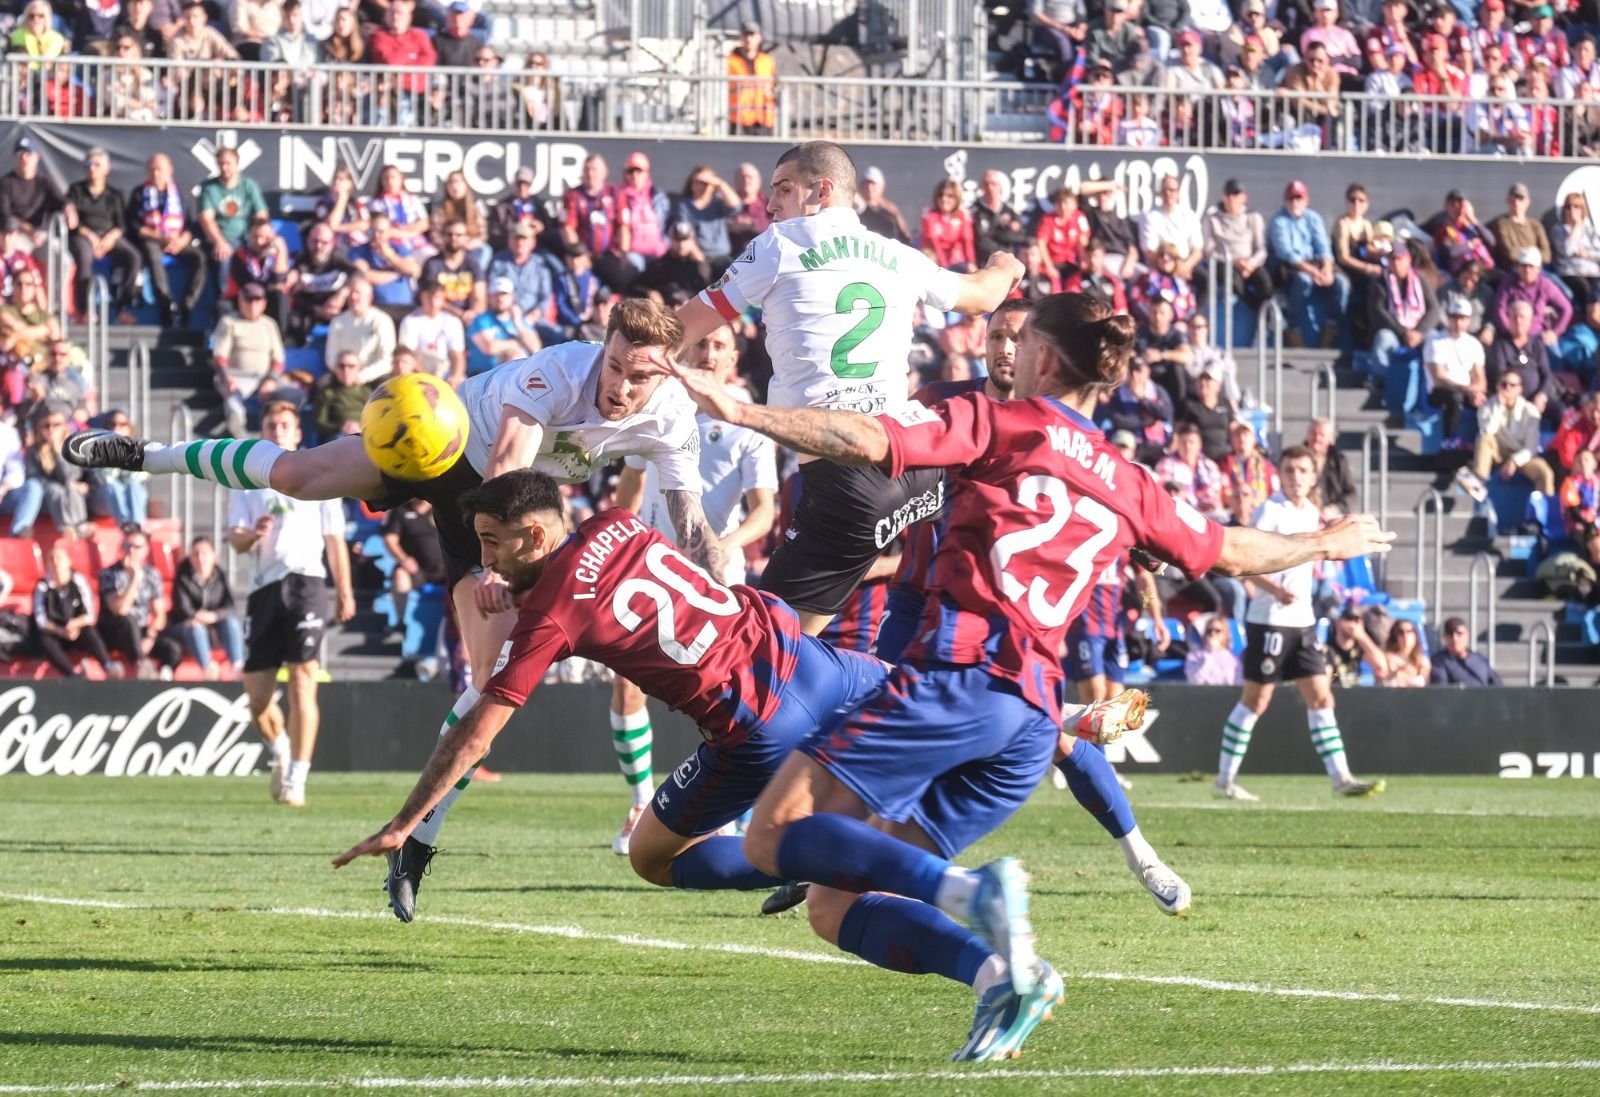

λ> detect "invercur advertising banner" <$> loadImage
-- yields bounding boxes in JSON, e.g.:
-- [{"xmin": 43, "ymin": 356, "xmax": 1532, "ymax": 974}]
[
  {"xmin": 0, "ymin": 680, "xmax": 1594, "ymax": 779},
  {"xmin": 4, "ymin": 122, "xmax": 1583, "ymax": 234}
]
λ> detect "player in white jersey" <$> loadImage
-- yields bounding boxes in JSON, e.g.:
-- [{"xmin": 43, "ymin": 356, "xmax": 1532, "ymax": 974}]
[
  {"xmin": 1216, "ymin": 446, "xmax": 1386, "ymax": 802},
  {"xmin": 603, "ymin": 322, "xmax": 779, "ymax": 854},
  {"xmin": 63, "ymin": 300, "xmax": 725, "ymax": 917},
  {"xmin": 676, "ymin": 141, "xmax": 1024, "ymax": 635}
]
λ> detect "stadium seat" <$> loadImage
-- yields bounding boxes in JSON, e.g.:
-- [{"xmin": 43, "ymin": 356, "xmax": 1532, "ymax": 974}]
[
  {"xmin": 57, "ymin": 538, "xmax": 100, "ymax": 580},
  {"xmin": 271, "ymin": 218, "xmax": 304, "ymax": 255},
  {"xmin": 0, "ymin": 538, "xmax": 43, "ymax": 611},
  {"xmin": 1485, "ymin": 477, "xmax": 1533, "ymax": 536},
  {"xmin": 400, "ymin": 584, "xmax": 446, "ymax": 662}
]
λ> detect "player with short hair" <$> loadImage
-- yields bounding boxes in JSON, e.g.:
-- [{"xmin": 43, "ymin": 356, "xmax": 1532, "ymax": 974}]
[
  {"xmin": 602, "ymin": 321, "xmax": 780, "ymax": 854},
  {"xmin": 1216, "ymin": 445, "xmax": 1387, "ymax": 802},
  {"xmin": 332, "ymin": 468, "xmax": 885, "ymax": 908},
  {"xmin": 676, "ymin": 140, "xmax": 1024, "ymax": 636},
  {"xmin": 671, "ymin": 291, "xmax": 1393, "ymax": 1060},
  {"xmin": 65, "ymin": 299, "xmax": 723, "ymax": 915}
]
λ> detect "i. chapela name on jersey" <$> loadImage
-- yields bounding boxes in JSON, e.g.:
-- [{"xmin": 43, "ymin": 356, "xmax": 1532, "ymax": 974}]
[
  {"xmin": 1050, "ymin": 424, "xmax": 1118, "ymax": 488},
  {"xmin": 798, "ymin": 235, "xmax": 899, "ymax": 273},
  {"xmin": 572, "ymin": 516, "xmax": 648, "ymax": 593}
]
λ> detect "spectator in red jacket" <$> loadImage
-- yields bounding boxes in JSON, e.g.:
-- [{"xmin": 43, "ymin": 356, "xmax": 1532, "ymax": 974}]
[
  {"xmin": 1553, "ymin": 393, "xmax": 1600, "ymax": 475},
  {"xmin": 365, "ymin": 0, "xmax": 435, "ymax": 118},
  {"xmin": 1034, "ymin": 185, "xmax": 1091, "ymax": 280},
  {"xmin": 918, "ymin": 178, "xmax": 975, "ymax": 271}
]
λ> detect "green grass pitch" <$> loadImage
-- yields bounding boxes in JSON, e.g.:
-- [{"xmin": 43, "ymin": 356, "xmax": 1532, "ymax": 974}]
[{"xmin": 2, "ymin": 773, "xmax": 1598, "ymax": 1095}]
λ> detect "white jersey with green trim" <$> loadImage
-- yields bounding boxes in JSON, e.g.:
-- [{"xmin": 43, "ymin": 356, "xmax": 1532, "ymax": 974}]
[
  {"xmin": 698, "ymin": 205, "xmax": 962, "ymax": 414},
  {"xmin": 1243, "ymin": 493, "xmax": 1321, "ymax": 629},
  {"xmin": 460, "ymin": 341, "xmax": 701, "ymax": 491}
]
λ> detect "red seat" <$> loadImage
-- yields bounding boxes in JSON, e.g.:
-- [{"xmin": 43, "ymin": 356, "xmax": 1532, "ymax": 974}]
[
  {"xmin": 57, "ymin": 538, "xmax": 100, "ymax": 580},
  {"xmin": 150, "ymin": 541, "xmax": 177, "ymax": 582},
  {"xmin": 0, "ymin": 538, "xmax": 42, "ymax": 611}
]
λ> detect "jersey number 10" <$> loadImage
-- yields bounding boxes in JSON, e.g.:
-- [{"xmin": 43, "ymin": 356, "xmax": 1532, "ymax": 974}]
[
  {"xmin": 612, "ymin": 543, "xmax": 740, "ymax": 665},
  {"xmin": 991, "ymin": 474, "xmax": 1120, "ymax": 629}
]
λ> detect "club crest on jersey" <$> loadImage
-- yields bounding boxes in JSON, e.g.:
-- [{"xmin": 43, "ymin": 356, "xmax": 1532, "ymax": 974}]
[
  {"xmin": 672, "ymin": 753, "xmax": 701, "ymax": 789},
  {"xmin": 708, "ymin": 425, "xmax": 723, "ymax": 444}
]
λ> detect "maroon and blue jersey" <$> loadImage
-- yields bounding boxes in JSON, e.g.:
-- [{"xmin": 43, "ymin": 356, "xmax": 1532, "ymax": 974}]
[
  {"xmin": 484, "ymin": 509, "xmax": 808, "ymax": 747},
  {"xmin": 1074, "ymin": 556, "xmax": 1127, "ymax": 641},
  {"xmin": 821, "ymin": 578, "xmax": 890, "ymax": 654},
  {"xmin": 874, "ymin": 394, "xmax": 1225, "ymax": 721}
]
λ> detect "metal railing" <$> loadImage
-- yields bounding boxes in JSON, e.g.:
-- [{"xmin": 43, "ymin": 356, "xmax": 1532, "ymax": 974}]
[
  {"xmin": 125, "ymin": 341, "xmax": 151, "ymax": 434},
  {"xmin": 1308, "ymin": 361, "xmax": 1338, "ymax": 437},
  {"xmin": 1204, "ymin": 253, "xmax": 1238, "ymax": 362},
  {"xmin": 1412, "ymin": 486, "xmax": 1445, "ymax": 622},
  {"xmin": 167, "ymin": 404, "xmax": 194, "ymax": 537},
  {"xmin": 44, "ymin": 213, "xmax": 69, "ymax": 336},
  {"xmin": 1526, "ymin": 619, "xmax": 1556, "ymax": 687},
  {"xmin": 86, "ymin": 275, "xmax": 109, "ymax": 413},
  {"xmin": 1360, "ymin": 424, "xmax": 1389, "ymax": 588},
  {"xmin": 1465, "ymin": 552, "xmax": 1498, "ymax": 671},
  {"xmin": 4, "ymin": 55, "xmax": 1600, "ymax": 157},
  {"xmin": 1256, "ymin": 299, "xmax": 1284, "ymax": 452}
]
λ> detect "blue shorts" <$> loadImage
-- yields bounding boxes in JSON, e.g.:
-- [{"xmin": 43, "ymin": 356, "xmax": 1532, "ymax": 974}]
[
  {"xmin": 1065, "ymin": 632, "xmax": 1127, "ymax": 684},
  {"xmin": 652, "ymin": 636, "xmax": 888, "ymax": 838},
  {"xmin": 801, "ymin": 663, "xmax": 1059, "ymax": 858}
]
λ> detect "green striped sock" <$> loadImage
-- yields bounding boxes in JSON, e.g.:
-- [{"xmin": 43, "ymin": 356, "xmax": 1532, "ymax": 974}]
[
  {"xmin": 1307, "ymin": 707, "xmax": 1352, "ymax": 780},
  {"xmin": 142, "ymin": 438, "xmax": 281, "ymax": 490},
  {"xmin": 412, "ymin": 687, "xmax": 482, "ymax": 845},
  {"xmin": 610, "ymin": 707, "xmax": 654, "ymax": 808},
  {"xmin": 1218, "ymin": 703, "xmax": 1258, "ymax": 784}
]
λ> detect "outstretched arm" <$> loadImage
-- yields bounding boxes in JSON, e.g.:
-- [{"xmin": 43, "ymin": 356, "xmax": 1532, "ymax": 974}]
[
  {"xmin": 665, "ymin": 488, "xmax": 727, "ymax": 579},
  {"xmin": 332, "ymin": 696, "xmax": 518, "ymax": 867},
  {"xmin": 1211, "ymin": 513, "xmax": 1394, "ymax": 577},
  {"xmin": 951, "ymin": 250, "xmax": 1025, "ymax": 315},
  {"xmin": 670, "ymin": 361, "xmax": 889, "ymax": 466}
]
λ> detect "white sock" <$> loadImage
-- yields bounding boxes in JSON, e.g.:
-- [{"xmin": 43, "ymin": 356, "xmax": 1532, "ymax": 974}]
[
  {"xmin": 142, "ymin": 438, "xmax": 283, "ymax": 490},
  {"xmin": 411, "ymin": 687, "xmax": 482, "ymax": 846},
  {"xmin": 286, "ymin": 759, "xmax": 309, "ymax": 787},
  {"xmin": 268, "ymin": 734, "xmax": 290, "ymax": 766},
  {"xmin": 1308, "ymin": 707, "xmax": 1353, "ymax": 781},
  {"xmin": 1218, "ymin": 702, "xmax": 1258, "ymax": 785},
  {"xmin": 1117, "ymin": 825, "xmax": 1159, "ymax": 873},
  {"xmin": 971, "ymin": 952, "xmax": 1008, "ymax": 997},
  {"xmin": 610, "ymin": 706, "xmax": 654, "ymax": 807},
  {"xmin": 933, "ymin": 868, "xmax": 979, "ymax": 921}
]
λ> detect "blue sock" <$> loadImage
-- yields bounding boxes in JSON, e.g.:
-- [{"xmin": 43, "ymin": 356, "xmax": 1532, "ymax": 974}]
[
  {"xmin": 776, "ymin": 814, "xmax": 949, "ymax": 903},
  {"xmin": 668, "ymin": 836, "xmax": 785, "ymax": 891},
  {"xmin": 1058, "ymin": 738, "xmax": 1137, "ymax": 840},
  {"xmin": 836, "ymin": 893, "xmax": 991, "ymax": 986}
]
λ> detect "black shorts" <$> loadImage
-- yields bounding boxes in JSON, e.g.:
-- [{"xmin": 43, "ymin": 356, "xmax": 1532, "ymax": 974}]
[
  {"xmin": 243, "ymin": 574, "xmax": 331, "ymax": 672},
  {"xmin": 758, "ymin": 461, "xmax": 945, "ymax": 616},
  {"xmin": 371, "ymin": 459, "xmax": 484, "ymax": 590},
  {"xmin": 1243, "ymin": 623, "xmax": 1327, "ymax": 684}
]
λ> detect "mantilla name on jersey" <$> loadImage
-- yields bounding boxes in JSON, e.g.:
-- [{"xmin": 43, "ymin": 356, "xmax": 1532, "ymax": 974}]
[
  {"xmin": 874, "ymin": 477, "xmax": 943, "ymax": 549},
  {"xmin": 798, "ymin": 233, "xmax": 900, "ymax": 274},
  {"xmin": 571, "ymin": 515, "xmax": 648, "ymax": 586}
]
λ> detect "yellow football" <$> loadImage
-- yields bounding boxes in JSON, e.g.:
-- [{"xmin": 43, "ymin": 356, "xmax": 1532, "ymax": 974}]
[{"xmin": 360, "ymin": 374, "xmax": 470, "ymax": 481}]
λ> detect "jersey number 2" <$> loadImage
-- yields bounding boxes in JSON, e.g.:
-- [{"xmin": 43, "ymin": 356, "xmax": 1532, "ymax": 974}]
[
  {"xmin": 611, "ymin": 543, "xmax": 739, "ymax": 665},
  {"xmin": 830, "ymin": 282, "xmax": 885, "ymax": 379},
  {"xmin": 991, "ymin": 475, "xmax": 1119, "ymax": 629}
]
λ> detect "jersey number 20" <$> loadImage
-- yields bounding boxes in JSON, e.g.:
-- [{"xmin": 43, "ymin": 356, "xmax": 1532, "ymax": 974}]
[
  {"xmin": 611, "ymin": 543, "xmax": 739, "ymax": 665},
  {"xmin": 830, "ymin": 282, "xmax": 885, "ymax": 378},
  {"xmin": 991, "ymin": 474, "xmax": 1119, "ymax": 629}
]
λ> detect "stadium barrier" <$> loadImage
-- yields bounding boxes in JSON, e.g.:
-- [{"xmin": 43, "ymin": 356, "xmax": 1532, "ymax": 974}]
[
  {"xmin": 0, "ymin": 680, "xmax": 1593, "ymax": 779},
  {"xmin": 4, "ymin": 56, "xmax": 1598, "ymax": 158},
  {"xmin": 5, "ymin": 121, "xmax": 1580, "ymax": 244}
]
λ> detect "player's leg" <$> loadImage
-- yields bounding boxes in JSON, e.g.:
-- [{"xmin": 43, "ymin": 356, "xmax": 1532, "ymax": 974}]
[
  {"xmin": 747, "ymin": 666, "xmax": 1050, "ymax": 995},
  {"xmin": 1218, "ymin": 624, "xmax": 1279, "ymax": 800},
  {"xmin": 65, "ymin": 431, "xmax": 386, "ymax": 500},
  {"xmin": 280, "ymin": 659, "xmax": 319, "ymax": 808},
  {"xmin": 242, "ymin": 668, "xmax": 288, "ymax": 801},
  {"xmin": 608, "ymin": 675, "xmax": 654, "ymax": 855},
  {"xmin": 1294, "ymin": 672, "xmax": 1386, "ymax": 797}
]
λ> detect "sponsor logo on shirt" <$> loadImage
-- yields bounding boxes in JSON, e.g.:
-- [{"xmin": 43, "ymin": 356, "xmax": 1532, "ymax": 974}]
[
  {"xmin": 493, "ymin": 640, "xmax": 513, "ymax": 676},
  {"xmin": 523, "ymin": 373, "xmax": 548, "ymax": 392},
  {"xmin": 874, "ymin": 478, "xmax": 944, "ymax": 549}
]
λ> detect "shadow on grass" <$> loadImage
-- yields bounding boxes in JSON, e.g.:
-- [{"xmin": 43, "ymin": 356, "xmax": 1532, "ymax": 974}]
[
  {"xmin": 0, "ymin": 956, "xmax": 439, "ymax": 975},
  {"xmin": 0, "ymin": 1031, "xmax": 518, "ymax": 1058}
]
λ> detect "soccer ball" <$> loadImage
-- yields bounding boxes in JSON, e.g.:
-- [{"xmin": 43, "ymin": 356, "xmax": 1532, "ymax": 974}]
[{"xmin": 360, "ymin": 374, "xmax": 470, "ymax": 481}]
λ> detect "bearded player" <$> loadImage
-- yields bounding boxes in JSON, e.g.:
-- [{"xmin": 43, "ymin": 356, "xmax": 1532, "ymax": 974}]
[
  {"xmin": 65, "ymin": 299, "xmax": 726, "ymax": 917},
  {"xmin": 672, "ymin": 291, "xmax": 1394, "ymax": 1061}
]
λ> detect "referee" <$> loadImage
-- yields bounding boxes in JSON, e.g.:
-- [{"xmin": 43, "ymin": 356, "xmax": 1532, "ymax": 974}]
[{"xmin": 228, "ymin": 399, "xmax": 355, "ymax": 807}]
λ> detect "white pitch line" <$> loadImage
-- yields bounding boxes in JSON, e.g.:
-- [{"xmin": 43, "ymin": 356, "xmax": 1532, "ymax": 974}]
[
  {"xmin": 4, "ymin": 892, "xmax": 1599, "ymax": 1016},
  {"xmin": 3, "ymin": 1059, "xmax": 1600, "ymax": 1093},
  {"xmin": 1091, "ymin": 800, "xmax": 1600, "ymax": 820}
]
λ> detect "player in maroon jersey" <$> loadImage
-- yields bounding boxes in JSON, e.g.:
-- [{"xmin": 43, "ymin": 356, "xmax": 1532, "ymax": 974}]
[
  {"xmin": 332, "ymin": 470, "xmax": 886, "ymax": 908},
  {"xmin": 670, "ymin": 291, "xmax": 1393, "ymax": 1060}
]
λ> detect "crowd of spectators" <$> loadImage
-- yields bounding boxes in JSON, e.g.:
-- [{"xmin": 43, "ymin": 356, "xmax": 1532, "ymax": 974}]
[{"xmin": 1030, "ymin": 0, "xmax": 1600, "ymax": 153}]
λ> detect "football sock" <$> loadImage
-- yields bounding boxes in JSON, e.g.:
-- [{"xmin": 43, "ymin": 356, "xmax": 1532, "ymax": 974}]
[
  {"xmin": 1058, "ymin": 738, "xmax": 1137, "ymax": 840},
  {"xmin": 267, "ymin": 733, "xmax": 290, "ymax": 766},
  {"xmin": 610, "ymin": 707, "xmax": 654, "ymax": 808},
  {"xmin": 410, "ymin": 687, "xmax": 481, "ymax": 846},
  {"xmin": 286, "ymin": 759, "xmax": 309, "ymax": 787},
  {"xmin": 836, "ymin": 893, "xmax": 993, "ymax": 988},
  {"xmin": 1218, "ymin": 702, "xmax": 1258, "ymax": 784},
  {"xmin": 668, "ymin": 836, "xmax": 785, "ymax": 891},
  {"xmin": 775, "ymin": 814, "xmax": 950, "ymax": 905},
  {"xmin": 141, "ymin": 439, "xmax": 282, "ymax": 490},
  {"xmin": 1308, "ymin": 706, "xmax": 1353, "ymax": 781}
]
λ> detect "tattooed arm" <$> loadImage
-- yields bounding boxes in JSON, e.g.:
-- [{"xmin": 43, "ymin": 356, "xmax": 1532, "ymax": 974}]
[
  {"xmin": 665, "ymin": 488, "xmax": 728, "ymax": 578},
  {"xmin": 669, "ymin": 362, "xmax": 890, "ymax": 467},
  {"xmin": 1212, "ymin": 514, "xmax": 1394, "ymax": 576}
]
